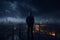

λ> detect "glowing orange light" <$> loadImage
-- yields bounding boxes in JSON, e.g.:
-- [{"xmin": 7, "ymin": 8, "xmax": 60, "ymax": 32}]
[
  {"xmin": 52, "ymin": 33, "xmax": 55, "ymax": 36},
  {"xmin": 49, "ymin": 32, "xmax": 55, "ymax": 36},
  {"xmin": 34, "ymin": 25, "xmax": 39, "ymax": 31},
  {"xmin": 51, "ymin": 32, "xmax": 55, "ymax": 36}
]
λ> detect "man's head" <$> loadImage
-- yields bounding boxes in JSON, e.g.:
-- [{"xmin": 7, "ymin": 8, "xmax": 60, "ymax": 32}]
[{"xmin": 28, "ymin": 11, "xmax": 33, "ymax": 16}]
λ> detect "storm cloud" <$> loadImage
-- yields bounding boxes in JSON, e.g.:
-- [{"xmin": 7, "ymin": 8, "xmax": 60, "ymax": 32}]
[{"xmin": 0, "ymin": 0, "xmax": 60, "ymax": 24}]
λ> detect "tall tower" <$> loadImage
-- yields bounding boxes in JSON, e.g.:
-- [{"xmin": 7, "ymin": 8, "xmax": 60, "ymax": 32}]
[{"xmin": 26, "ymin": 11, "xmax": 34, "ymax": 40}]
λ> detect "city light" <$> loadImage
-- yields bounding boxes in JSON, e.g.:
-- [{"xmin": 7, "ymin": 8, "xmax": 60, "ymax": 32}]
[
  {"xmin": 34, "ymin": 25, "xmax": 39, "ymax": 32},
  {"xmin": 49, "ymin": 32, "xmax": 55, "ymax": 37},
  {"xmin": 52, "ymin": 33, "xmax": 55, "ymax": 36}
]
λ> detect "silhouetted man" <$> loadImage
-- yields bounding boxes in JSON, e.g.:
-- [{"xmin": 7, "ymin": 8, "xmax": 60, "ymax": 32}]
[{"xmin": 26, "ymin": 12, "xmax": 34, "ymax": 40}]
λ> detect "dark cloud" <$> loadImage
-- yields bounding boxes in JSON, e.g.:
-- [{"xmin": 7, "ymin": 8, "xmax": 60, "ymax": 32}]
[{"xmin": 0, "ymin": 0, "xmax": 60, "ymax": 23}]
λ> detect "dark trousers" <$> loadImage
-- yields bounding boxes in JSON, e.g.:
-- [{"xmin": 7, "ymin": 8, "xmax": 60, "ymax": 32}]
[{"xmin": 27, "ymin": 25, "xmax": 34, "ymax": 40}]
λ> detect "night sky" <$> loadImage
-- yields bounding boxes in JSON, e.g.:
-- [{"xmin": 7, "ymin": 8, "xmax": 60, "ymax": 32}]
[{"xmin": 0, "ymin": 0, "xmax": 60, "ymax": 23}]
